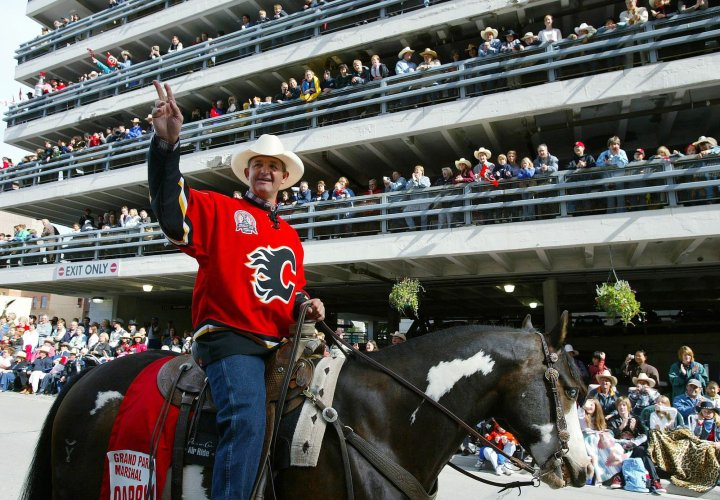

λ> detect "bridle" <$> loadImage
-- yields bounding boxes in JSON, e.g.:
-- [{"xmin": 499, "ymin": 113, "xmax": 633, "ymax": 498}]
[
  {"xmin": 534, "ymin": 331, "xmax": 571, "ymax": 481},
  {"xmin": 293, "ymin": 321, "xmax": 577, "ymax": 497}
]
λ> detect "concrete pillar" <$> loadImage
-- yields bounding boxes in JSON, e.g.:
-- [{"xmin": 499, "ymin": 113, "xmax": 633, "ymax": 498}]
[{"xmin": 542, "ymin": 278, "xmax": 559, "ymax": 332}]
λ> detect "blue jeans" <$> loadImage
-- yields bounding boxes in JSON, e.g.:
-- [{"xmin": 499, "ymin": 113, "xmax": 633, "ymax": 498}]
[{"xmin": 205, "ymin": 354, "xmax": 266, "ymax": 500}]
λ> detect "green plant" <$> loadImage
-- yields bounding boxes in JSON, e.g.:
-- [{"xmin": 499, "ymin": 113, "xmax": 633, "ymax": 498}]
[
  {"xmin": 595, "ymin": 280, "xmax": 643, "ymax": 326},
  {"xmin": 389, "ymin": 278, "xmax": 424, "ymax": 317}
]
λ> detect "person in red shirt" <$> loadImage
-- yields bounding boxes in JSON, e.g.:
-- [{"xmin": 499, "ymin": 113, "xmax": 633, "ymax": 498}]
[{"xmin": 148, "ymin": 80, "xmax": 324, "ymax": 499}]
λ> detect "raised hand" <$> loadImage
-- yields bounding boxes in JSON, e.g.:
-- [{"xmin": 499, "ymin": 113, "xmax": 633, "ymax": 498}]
[{"xmin": 151, "ymin": 80, "xmax": 183, "ymax": 144}]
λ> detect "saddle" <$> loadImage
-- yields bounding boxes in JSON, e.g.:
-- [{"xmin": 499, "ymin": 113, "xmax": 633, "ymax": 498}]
[{"xmin": 155, "ymin": 335, "xmax": 326, "ymax": 499}]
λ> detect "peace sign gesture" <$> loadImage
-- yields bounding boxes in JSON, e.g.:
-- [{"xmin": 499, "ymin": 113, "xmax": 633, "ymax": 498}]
[{"xmin": 151, "ymin": 80, "xmax": 183, "ymax": 144}]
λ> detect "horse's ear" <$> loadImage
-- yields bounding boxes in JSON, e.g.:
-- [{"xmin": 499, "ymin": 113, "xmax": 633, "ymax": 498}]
[
  {"xmin": 548, "ymin": 311, "xmax": 569, "ymax": 350},
  {"xmin": 521, "ymin": 314, "xmax": 534, "ymax": 332}
]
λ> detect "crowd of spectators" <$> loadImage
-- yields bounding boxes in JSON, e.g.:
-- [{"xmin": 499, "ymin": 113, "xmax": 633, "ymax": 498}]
[
  {"xmin": 558, "ymin": 344, "xmax": 720, "ymax": 492},
  {"xmin": 0, "ymin": 313, "xmax": 190, "ymax": 394},
  {"xmin": 13, "ymin": 0, "xmax": 710, "ymax": 111}
]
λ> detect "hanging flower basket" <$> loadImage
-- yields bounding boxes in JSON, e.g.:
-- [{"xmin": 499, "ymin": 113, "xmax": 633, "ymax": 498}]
[
  {"xmin": 389, "ymin": 278, "xmax": 424, "ymax": 318},
  {"xmin": 595, "ymin": 280, "xmax": 643, "ymax": 326}
]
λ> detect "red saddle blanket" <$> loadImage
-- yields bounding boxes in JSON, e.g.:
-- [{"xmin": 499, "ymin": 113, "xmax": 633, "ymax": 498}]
[{"xmin": 100, "ymin": 356, "xmax": 179, "ymax": 499}]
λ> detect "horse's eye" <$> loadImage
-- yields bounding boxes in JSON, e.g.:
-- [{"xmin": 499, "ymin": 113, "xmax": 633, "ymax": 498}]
[{"xmin": 566, "ymin": 388, "xmax": 579, "ymax": 400}]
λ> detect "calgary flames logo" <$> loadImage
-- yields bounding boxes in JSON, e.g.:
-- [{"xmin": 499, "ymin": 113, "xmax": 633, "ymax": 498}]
[{"xmin": 246, "ymin": 246, "xmax": 297, "ymax": 304}]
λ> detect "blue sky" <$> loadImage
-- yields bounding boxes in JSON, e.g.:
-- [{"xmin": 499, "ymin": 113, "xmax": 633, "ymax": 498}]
[{"xmin": 1, "ymin": 1, "xmax": 43, "ymax": 160}]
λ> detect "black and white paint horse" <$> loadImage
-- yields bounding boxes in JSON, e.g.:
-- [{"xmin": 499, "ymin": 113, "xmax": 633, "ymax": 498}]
[{"xmin": 22, "ymin": 313, "xmax": 591, "ymax": 499}]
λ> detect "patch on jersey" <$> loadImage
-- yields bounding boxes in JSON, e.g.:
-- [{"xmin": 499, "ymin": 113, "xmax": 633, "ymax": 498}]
[
  {"xmin": 234, "ymin": 210, "xmax": 258, "ymax": 235},
  {"xmin": 246, "ymin": 246, "xmax": 297, "ymax": 304}
]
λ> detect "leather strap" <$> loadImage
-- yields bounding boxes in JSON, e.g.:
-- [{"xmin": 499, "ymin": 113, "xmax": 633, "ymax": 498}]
[
  {"xmin": 171, "ymin": 392, "xmax": 195, "ymax": 500},
  {"xmin": 310, "ymin": 393, "xmax": 354, "ymax": 500},
  {"xmin": 317, "ymin": 322, "xmax": 534, "ymax": 475},
  {"xmin": 148, "ymin": 361, "xmax": 189, "ymax": 499}
]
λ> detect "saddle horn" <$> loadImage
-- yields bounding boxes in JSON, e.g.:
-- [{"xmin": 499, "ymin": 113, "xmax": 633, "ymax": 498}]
[{"xmin": 521, "ymin": 314, "xmax": 535, "ymax": 332}]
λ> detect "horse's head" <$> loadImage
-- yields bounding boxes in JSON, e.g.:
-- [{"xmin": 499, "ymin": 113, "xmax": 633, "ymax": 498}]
[{"xmin": 498, "ymin": 312, "xmax": 591, "ymax": 488}]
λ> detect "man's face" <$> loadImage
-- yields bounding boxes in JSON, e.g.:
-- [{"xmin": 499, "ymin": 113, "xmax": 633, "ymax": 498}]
[
  {"xmin": 281, "ymin": 83, "xmax": 288, "ymax": 92},
  {"xmin": 274, "ymin": 5, "xmax": 281, "ymax": 13},
  {"xmin": 391, "ymin": 336, "xmax": 404, "ymax": 345},
  {"xmin": 353, "ymin": 61, "xmax": 362, "ymax": 72},
  {"xmin": 289, "ymin": 79, "xmax": 297, "ymax": 88},
  {"xmin": 574, "ymin": 145, "xmax": 584, "ymax": 155},
  {"xmin": 392, "ymin": 171, "xmax": 400, "ymax": 181},
  {"xmin": 70, "ymin": 321, "xmax": 78, "ymax": 330},
  {"xmin": 635, "ymin": 351, "xmax": 646, "ymax": 365},
  {"xmin": 368, "ymin": 180, "xmax": 376, "ymax": 190},
  {"xmin": 610, "ymin": 142, "xmax": 621, "ymax": 154},
  {"xmin": 634, "ymin": 152, "xmax": 645, "ymax": 161},
  {"xmin": 538, "ymin": 146, "xmax": 548, "ymax": 158},
  {"xmin": 300, "ymin": 182, "xmax": 308, "ymax": 192},
  {"xmin": 245, "ymin": 156, "xmax": 289, "ymax": 200},
  {"xmin": 477, "ymin": 153, "xmax": 487, "ymax": 162},
  {"xmin": 242, "ymin": 15, "xmax": 250, "ymax": 24},
  {"xmin": 687, "ymin": 384, "xmax": 701, "ymax": 397},
  {"xmin": 403, "ymin": 52, "xmax": 412, "ymax": 61},
  {"xmin": 317, "ymin": 184, "xmax": 325, "ymax": 193}
]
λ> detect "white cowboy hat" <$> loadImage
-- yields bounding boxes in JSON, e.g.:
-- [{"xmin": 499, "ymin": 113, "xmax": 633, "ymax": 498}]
[
  {"xmin": 39, "ymin": 345, "xmax": 51, "ymax": 354},
  {"xmin": 455, "ymin": 158, "xmax": 472, "ymax": 169},
  {"xmin": 398, "ymin": 46, "xmax": 415, "ymax": 58},
  {"xmin": 574, "ymin": 23, "xmax": 597, "ymax": 35},
  {"xmin": 596, "ymin": 370, "xmax": 618, "ymax": 387},
  {"xmin": 632, "ymin": 373, "xmax": 656, "ymax": 388},
  {"xmin": 230, "ymin": 134, "xmax": 304, "ymax": 187},
  {"xmin": 391, "ymin": 332, "xmax": 406, "ymax": 341},
  {"xmin": 419, "ymin": 48, "xmax": 438, "ymax": 58},
  {"xmin": 563, "ymin": 344, "xmax": 578, "ymax": 355},
  {"xmin": 522, "ymin": 32, "xmax": 536, "ymax": 41},
  {"xmin": 692, "ymin": 135, "xmax": 718, "ymax": 147},
  {"xmin": 480, "ymin": 27, "xmax": 499, "ymax": 41},
  {"xmin": 473, "ymin": 147, "xmax": 492, "ymax": 160}
]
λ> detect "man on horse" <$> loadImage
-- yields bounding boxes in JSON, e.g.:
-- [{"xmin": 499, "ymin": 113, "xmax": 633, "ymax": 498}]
[{"xmin": 148, "ymin": 81, "xmax": 325, "ymax": 499}]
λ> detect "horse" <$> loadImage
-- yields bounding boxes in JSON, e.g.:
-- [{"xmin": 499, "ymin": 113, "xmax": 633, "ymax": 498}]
[{"xmin": 22, "ymin": 312, "xmax": 591, "ymax": 499}]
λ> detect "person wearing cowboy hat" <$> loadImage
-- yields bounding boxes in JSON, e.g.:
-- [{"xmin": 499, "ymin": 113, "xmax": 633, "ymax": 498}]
[
  {"xmin": 131, "ymin": 331, "xmax": 148, "ymax": 353},
  {"xmin": 673, "ymin": 378, "xmax": 709, "ymax": 421},
  {"xmin": 417, "ymin": 48, "xmax": 441, "ymax": 71},
  {"xmin": 478, "ymin": 27, "xmax": 500, "ymax": 57},
  {"xmin": 586, "ymin": 370, "xmax": 619, "ymax": 418},
  {"xmin": 453, "ymin": 158, "xmax": 476, "ymax": 184},
  {"xmin": 521, "ymin": 32, "xmax": 540, "ymax": 48},
  {"xmin": 472, "ymin": 147, "xmax": 495, "ymax": 178},
  {"xmin": 570, "ymin": 22, "xmax": 596, "ymax": 41},
  {"xmin": 28, "ymin": 345, "xmax": 54, "ymax": 394},
  {"xmin": 127, "ymin": 118, "xmax": 145, "ymax": 139},
  {"xmin": 463, "ymin": 43, "xmax": 478, "ymax": 58},
  {"xmin": 500, "ymin": 30, "xmax": 522, "ymax": 52},
  {"xmin": 395, "ymin": 46, "xmax": 417, "ymax": 75},
  {"xmin": 119, "ymin": 50, "xmax": 133, "ymax": 71},
  {"xmin": 8, "ymin": 351, "xmax": 30, "ymax": 392},
  {"xmin": 391, "ymin": 332, "xmax": 407, "ymax": 345},
  {"xmin": 149, "ymin": 80, "xmax": 325, "ymax": 499},
  {"xmin": 693, "ymin": 135, "xmax": 720, "ymax": 158},
  {"xmin": 693, "ymin": 401, "xmax": 720, "ymax": 444},
  {"xmin": 629, "ymin": 373, "xmax": 659, "ymax": 417}
]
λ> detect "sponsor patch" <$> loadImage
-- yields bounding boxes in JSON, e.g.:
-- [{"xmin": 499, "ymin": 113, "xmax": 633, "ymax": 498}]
[{"xmin": 234, "ymin": 210, "xmax": 258, "ymax": 235}]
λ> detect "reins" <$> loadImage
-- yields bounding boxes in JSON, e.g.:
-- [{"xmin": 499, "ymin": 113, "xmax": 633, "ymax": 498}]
[
  {"xmin": 262, "ymin": 318, "xmax": 572, "ymax": 497},
  {"xmin": 315, "ymin": 322, "xmax": 569, "ymax": 492}
]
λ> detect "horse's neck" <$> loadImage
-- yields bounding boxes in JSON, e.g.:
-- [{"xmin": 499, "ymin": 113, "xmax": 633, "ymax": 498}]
[{"xmin": 337, "ymin": 332, "xmax": 519, "ymax": 487}]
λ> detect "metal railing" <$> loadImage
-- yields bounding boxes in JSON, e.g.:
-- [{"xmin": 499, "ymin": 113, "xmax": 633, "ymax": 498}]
[
  {"xmin": 1, "ymin": 158, "xmax": 718, "ymax": 267},
  {"xmin": 8, "ymin": 0, "xmax": 437, "ymax": 121},
  {"xmin": 9, "ymin": 3, "xmax": 716, "ymax": 126},
  {"xmin": 17, "ymin": 0, "xmax": 181, "ymax": 63},
  {"xmin": 2, "ymin": 11, "xmax": 719, "ymax": 189}
]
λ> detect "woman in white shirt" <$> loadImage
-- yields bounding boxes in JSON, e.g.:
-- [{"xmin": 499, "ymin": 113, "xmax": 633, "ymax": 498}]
[{"xmin": 538, "ymin": 14, "xmax": 562, "ymax": 44}]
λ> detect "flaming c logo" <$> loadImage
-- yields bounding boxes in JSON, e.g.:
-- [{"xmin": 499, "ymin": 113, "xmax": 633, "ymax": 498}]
[{"xmin": 246, "ymin": 246, "xmax": 297, "ymax": 304}]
